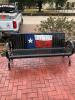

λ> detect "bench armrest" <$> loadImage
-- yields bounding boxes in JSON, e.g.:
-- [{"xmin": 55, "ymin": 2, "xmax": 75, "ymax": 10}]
[
  {"xmin": 65, "ymin": 40, "xmax": 75, "ymax": 54},
  {"xmin": 5, "ymin": 41, "xmax": 12, "ymax": 58}
]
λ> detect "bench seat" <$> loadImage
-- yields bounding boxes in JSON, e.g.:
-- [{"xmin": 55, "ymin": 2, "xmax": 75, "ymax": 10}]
[{"xmin": 9, "ymin": 47, "xmax": 72, "ymax": 59}]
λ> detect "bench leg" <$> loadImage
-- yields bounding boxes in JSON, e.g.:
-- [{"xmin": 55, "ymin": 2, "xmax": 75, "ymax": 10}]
[
  {"xmin": 68, "ymin": 56, "xmax": 71, "ymax": 66},
  {"xmin": 8, "ymin": 59, "xmax": 11, "ymax": 70},
  {"xmin": 10, "ymin": 59, "xmax": 13, "ymax": 66}
]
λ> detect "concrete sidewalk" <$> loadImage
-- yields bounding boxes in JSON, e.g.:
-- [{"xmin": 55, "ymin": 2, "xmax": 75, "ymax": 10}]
[{"xmin": 21, "ymin": 24, "xmax": 39, "ymax": 33}]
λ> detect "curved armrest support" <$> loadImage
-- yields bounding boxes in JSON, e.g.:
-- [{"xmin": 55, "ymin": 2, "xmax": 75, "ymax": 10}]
[
  {"xmin": 65, "ymin": 40, "xmax": 75, "ymax": 54},
  {"xmin": 5, "ymin": 41, "xmax": 12, "ymax": 58}
]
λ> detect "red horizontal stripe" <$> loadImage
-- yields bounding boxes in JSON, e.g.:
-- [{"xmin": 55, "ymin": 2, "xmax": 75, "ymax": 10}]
[{"xmin": 35, "ymin": 40, "xmax": 52, "ymax": 48}]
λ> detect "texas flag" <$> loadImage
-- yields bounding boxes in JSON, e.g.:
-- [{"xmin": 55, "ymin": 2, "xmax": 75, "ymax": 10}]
[{"xmin": 26, "ymin": 34, "xmax": 52, "ymax": 48}]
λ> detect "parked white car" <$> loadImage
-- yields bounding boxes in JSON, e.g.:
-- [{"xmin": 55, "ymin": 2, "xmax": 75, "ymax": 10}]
[{"xmin": 0, "ymin": 4, "xmax": 23, "ymax": 36}]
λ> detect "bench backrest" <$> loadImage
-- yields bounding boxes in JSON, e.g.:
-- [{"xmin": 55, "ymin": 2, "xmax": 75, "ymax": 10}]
[{"xmin": 9, "ymin": 33, "xmax": 65, "ymax": 49}]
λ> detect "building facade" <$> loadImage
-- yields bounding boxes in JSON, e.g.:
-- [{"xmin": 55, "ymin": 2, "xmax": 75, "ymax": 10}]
[
  {"xmin": 43, "ymin": 0, "xmax": 75, "ymax": 10},
  {"xmin": 66, "ymin": 0, "xmax": 75, "ymax": 9}
]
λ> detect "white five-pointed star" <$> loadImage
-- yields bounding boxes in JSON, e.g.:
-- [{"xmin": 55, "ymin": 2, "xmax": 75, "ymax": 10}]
[{"xmin": 28, "ymin": 38, "xmax": 33, "ymax": 43}]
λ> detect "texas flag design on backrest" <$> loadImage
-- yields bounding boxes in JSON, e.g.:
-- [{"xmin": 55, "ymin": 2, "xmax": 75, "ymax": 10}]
[
  {"xmin": 35, "ymin": 35, "xmax": 52, "ymax": 48},
  {"xmin": 26, "ymin": 34, "xmax": 53, "ymax": 48}
]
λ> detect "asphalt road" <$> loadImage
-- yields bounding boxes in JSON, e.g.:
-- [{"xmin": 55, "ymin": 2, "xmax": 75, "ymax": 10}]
[{"xmin": 21, "ymin": 16, "xmax": 75, "ymax": 33}]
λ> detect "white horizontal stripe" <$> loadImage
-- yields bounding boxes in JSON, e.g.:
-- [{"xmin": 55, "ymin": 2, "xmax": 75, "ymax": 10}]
[{"xmin": 35, "ymin": 35, "xmax": 52, "ymax": 40}]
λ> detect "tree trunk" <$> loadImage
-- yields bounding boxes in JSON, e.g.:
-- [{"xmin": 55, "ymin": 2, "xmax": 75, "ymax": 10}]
[
  {"xmin": 38, "ymin": 3, "xmax": 42, "ymax": 12},
  {"xmin": 39, "ymin": 6, "xmax": 42, "ymax": 12},
  {"xmin": 55, "ymin": 2, "xmax": 59, "ymax": 9}
]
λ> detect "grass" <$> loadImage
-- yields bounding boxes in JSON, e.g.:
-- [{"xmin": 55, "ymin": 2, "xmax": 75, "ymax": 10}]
[
  {"xmin": 24, "ymin": 8, "xmax": 38, "ymax": 13},
  {"xmin": 24, "ymin": 8, "xmax": 69, "ymax": 13},
  {"xmin": 0, "ymin": 0, "xmax": 8, "ymax": 3},
  {"xmin": 24, "ymin": 8, "xmax": 56, "ymax": 14},
  {"xmin": 23, "ymin": 8, "xmax": 75, "ymax": 16}
]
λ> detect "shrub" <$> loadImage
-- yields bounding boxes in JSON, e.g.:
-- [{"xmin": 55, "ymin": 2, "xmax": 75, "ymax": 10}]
[{"xmin": 37, "ymin": 16, "xmax": 75, "ymax": 40}]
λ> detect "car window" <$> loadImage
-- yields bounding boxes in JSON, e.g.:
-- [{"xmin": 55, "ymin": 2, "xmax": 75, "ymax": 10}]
[{"xmin": 0, "ymin": 7, "xmax": 16, "ymax": 13}]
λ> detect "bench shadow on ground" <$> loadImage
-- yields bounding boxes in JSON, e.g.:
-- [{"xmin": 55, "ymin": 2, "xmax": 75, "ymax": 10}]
[{"xmin": 9, "ymin": 56, "xmax": 70, "ymax": 79}]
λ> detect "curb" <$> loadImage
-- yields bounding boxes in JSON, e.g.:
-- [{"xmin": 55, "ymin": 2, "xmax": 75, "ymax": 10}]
[{"xmin": 22, "ymin": 12, "xmax": 75, "ymax": 16}]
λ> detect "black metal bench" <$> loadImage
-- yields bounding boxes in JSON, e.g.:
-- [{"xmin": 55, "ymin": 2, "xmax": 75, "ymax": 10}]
[{"xmin": 5, "ymin": 32, "xmax": 74, "ymax": 70}]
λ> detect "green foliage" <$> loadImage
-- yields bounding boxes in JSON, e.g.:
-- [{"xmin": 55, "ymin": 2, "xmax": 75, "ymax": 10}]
[
  {"xmin": 0, "ymin": 50, "xmax": 6, "ymax": 57},
  {"xmin": 37, "ymin": 16, "xmax": 75, "ymax": 39},
  {"xmin": 9, "ymin": 0, "xmax": 68, "ymax": 10},
  {"xmin": 53, "ymin": 0, "xmax": 67, "ymax": 9},
  {"xmin": 25, "ymin": 0, "xmax": 35, "ymax": 8},
  {"xmin": 9, "ymin": 0, "xmax": 25, "ymax": 10}
]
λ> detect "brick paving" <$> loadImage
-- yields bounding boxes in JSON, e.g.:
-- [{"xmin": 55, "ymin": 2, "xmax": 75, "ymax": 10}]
[{"xmin": 0, "ymin": 55, "xmax": 75, "ymax": 100}]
